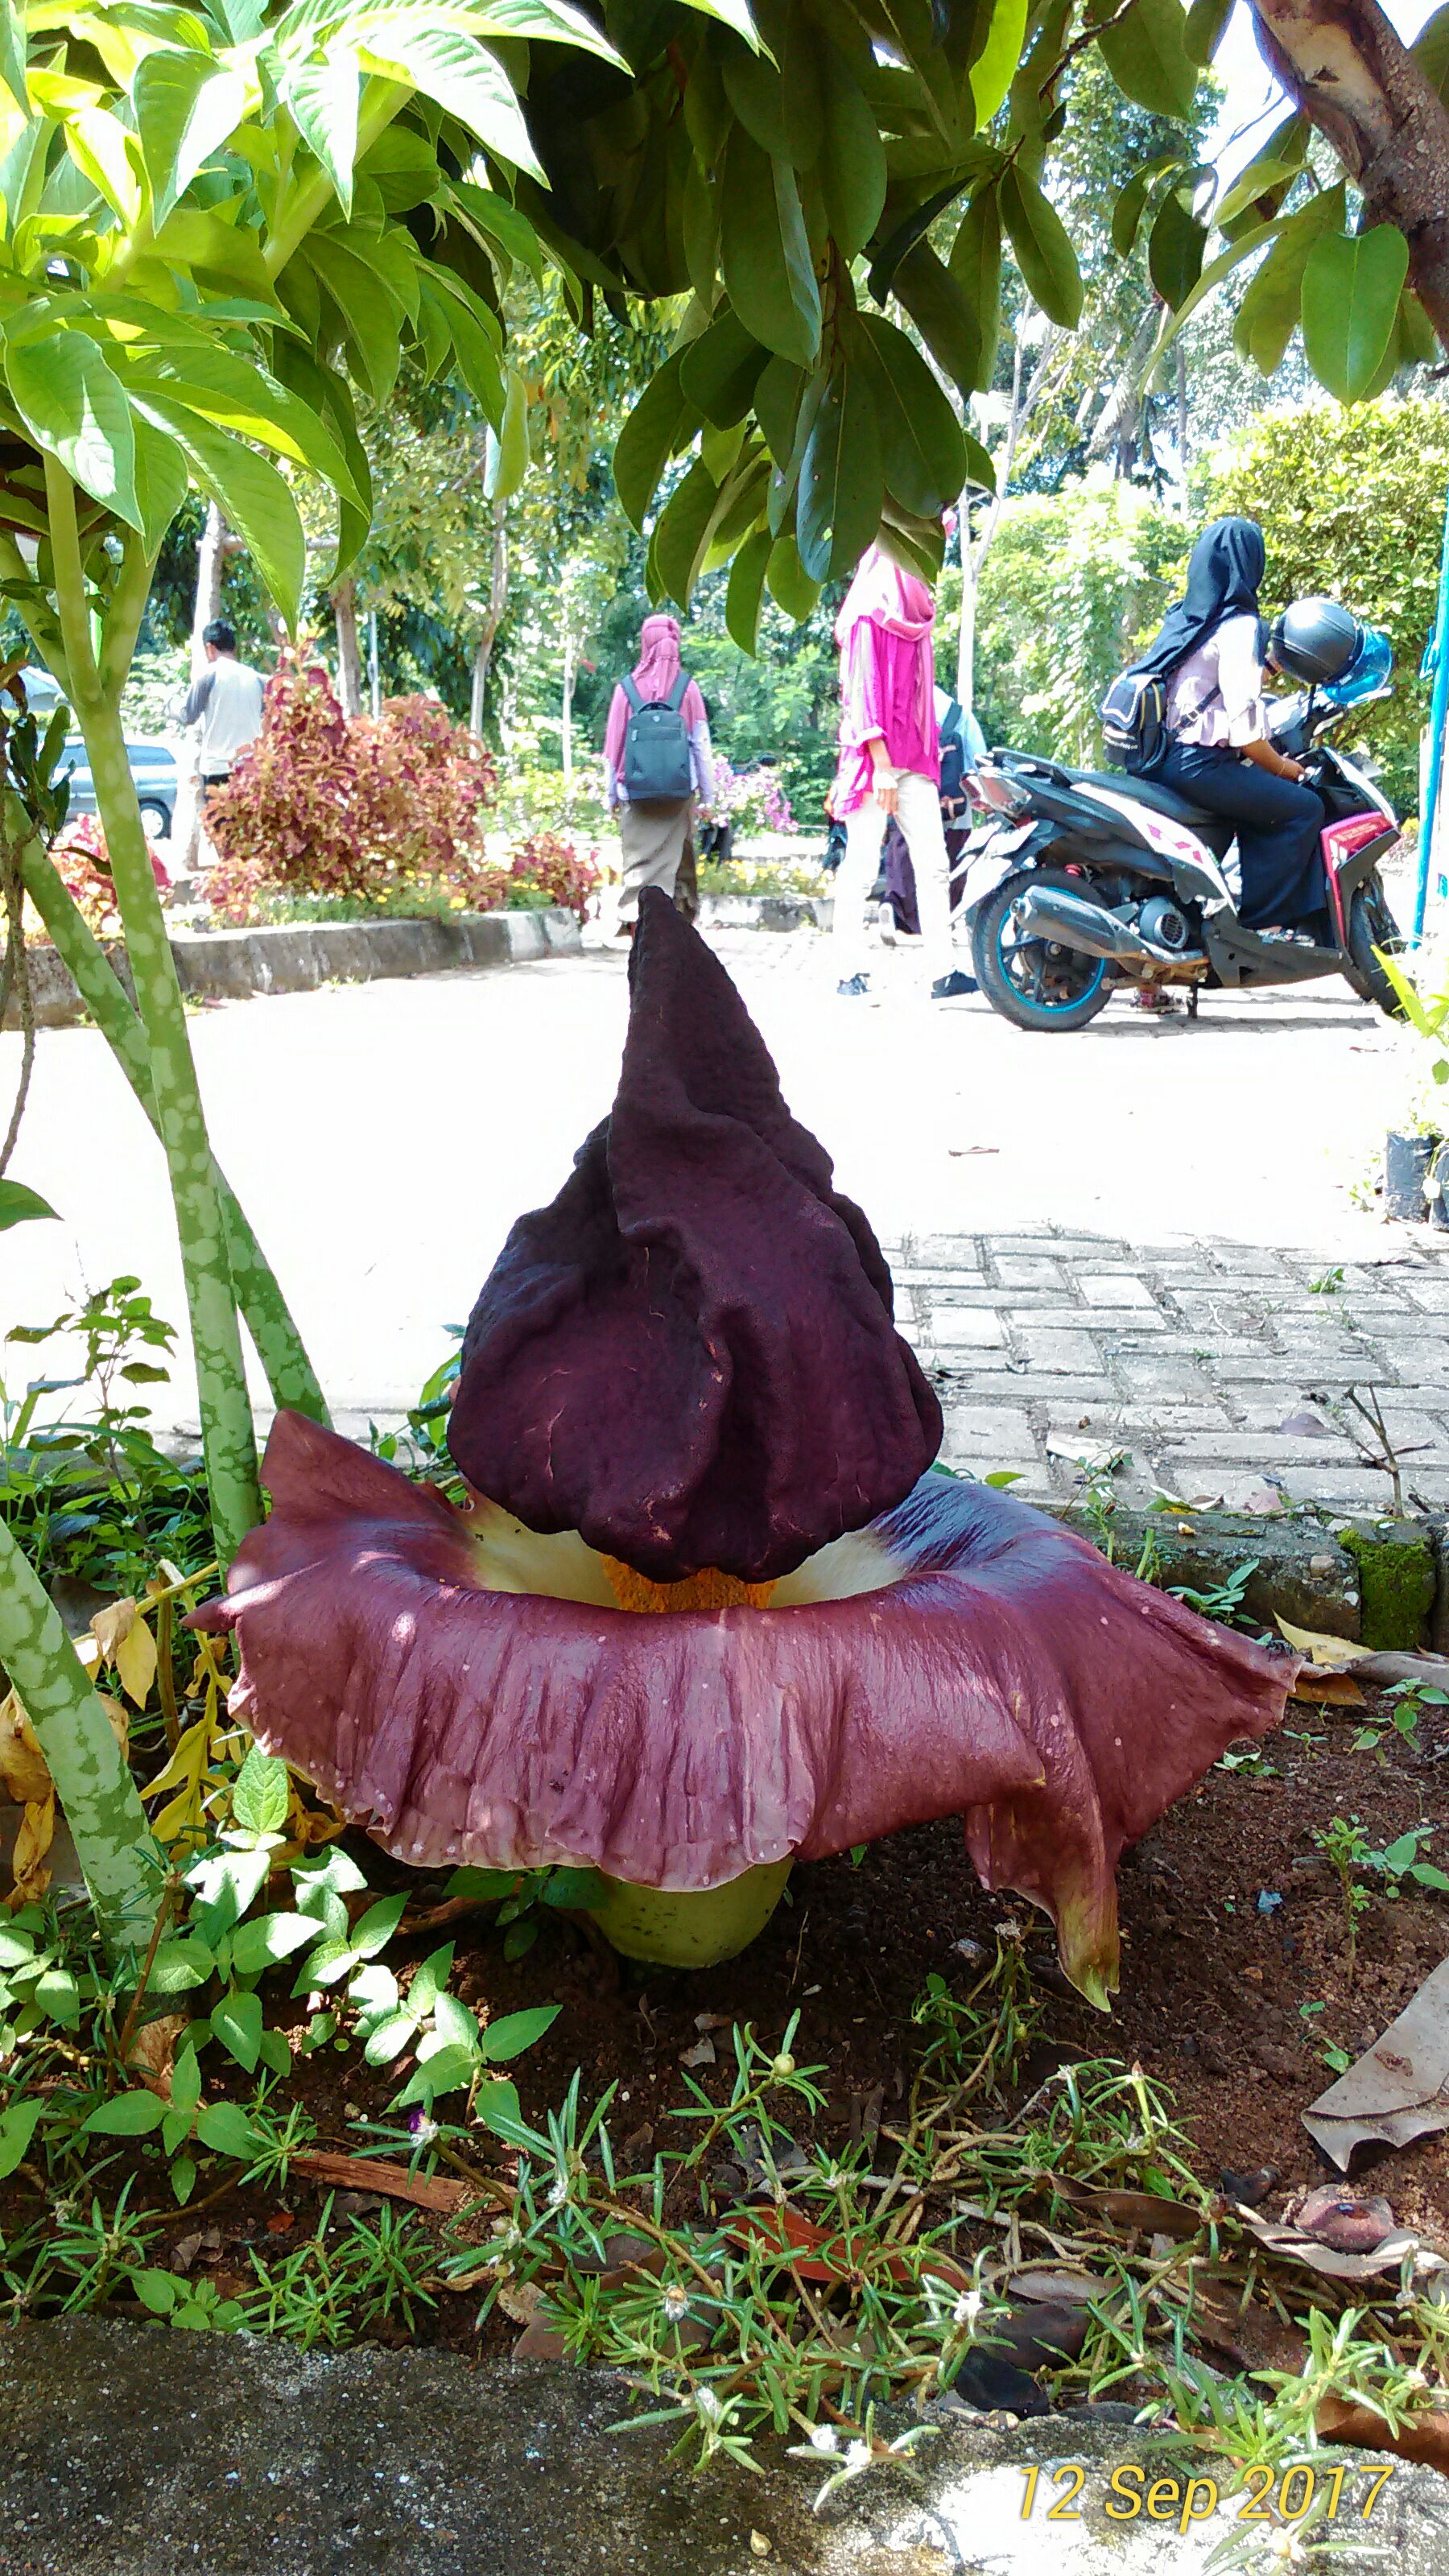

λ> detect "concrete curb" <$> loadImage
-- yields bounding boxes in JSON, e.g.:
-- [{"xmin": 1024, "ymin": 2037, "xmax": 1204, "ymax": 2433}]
[
  {"xmin": 2, "ymin": 2322, "xmax": 1441, "ymax": 2576},
  {"xmin": 697, "ymin": 890, "xmax": 832, "ymax": 933},
  {"xmin": 13, "ymin": 906, "xmax": 582, "ymax": 1030}
]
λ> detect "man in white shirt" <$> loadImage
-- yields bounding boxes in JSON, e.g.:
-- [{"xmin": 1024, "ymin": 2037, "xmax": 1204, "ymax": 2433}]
[{"xmin": 178, "ymin": 621, "xmax": 266, "ymax": 793}]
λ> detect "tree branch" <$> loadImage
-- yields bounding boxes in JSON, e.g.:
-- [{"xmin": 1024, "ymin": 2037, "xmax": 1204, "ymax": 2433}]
[{"xmin": 1249, "ymin": 0, "xmax": 1449, "ymax": 344}]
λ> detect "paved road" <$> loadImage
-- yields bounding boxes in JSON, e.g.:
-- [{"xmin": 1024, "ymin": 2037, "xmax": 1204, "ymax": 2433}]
[{"xmin": 4, "ymin": 927, "xmax": 1445, "ymax": 1510}]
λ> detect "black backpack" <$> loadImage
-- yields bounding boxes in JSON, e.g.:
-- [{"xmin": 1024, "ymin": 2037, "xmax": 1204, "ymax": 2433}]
[
  {"xmin": 1100, "ymin": 670, "xmax": 1168, "ymax": 774},
  {"xmin": 938, "ymin": 696, "xmax": 970, "ymax": 801},
  {"xmin": 621, "ymin": 671, "xmax": 692, "ymax": 803}
]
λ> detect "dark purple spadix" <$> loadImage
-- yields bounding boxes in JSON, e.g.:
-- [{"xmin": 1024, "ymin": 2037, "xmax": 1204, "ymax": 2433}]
[{"xmin": 447, "ymin": 888, "xmax": 942, "ymax": 1583}]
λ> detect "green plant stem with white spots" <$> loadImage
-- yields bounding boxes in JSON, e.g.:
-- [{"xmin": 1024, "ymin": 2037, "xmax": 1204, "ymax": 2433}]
[
  {"xmin": 0, "ymin": 1517, "xmax": 162, "ymax": 1950},
  {"xmin": 16, "ymin": 815, "xmax": 330, "ymax": 1430},
  {"xmin": 40, "ymin": 464, "xmax": 262, "ymax": 1562}
]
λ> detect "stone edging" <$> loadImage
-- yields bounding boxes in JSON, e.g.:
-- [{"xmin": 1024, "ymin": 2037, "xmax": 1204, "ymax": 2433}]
[
  {"xmin": 12, "ymin": 906, "xmax": 583, "ymax": 1031},
  {"xmin": 697, "ymin": 890, "xmax": 833, "ymax": 932},
  {"xmin": 1053, "ymin": 1498, "xmax": 1448, "ymax": 1653}
]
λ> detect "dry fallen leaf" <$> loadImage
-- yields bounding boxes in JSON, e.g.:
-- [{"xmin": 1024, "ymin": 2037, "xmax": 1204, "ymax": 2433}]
[
  {"xmin": 1275, "ymin": 1617, "xmax": 1371, "ymax": 1668},
  {"xmin": 1290, "ymin": 1670, "xmax": 1365, "ymax": 1707},
  {"xmin": 126, "ymin": 2013, "xmax": 186, "ymax": 2100},
  {"xmin": 749, "ymin": 2534, "xmax": 772, "ymax": 2558},
  {"xmin": 1233, "ymin": 2200, "xmax": 1418, "ymax": 2281},
  {"xmin": 9, "ymin": 1794, "xmax": 55, "ymax": 1903},
  {"xmin": 1302, "ymin": 1958, "xmax": 1449, "ymax": 2170},
  {"xmin": 1318, "ymin": 2396, "xmax": 1449, "ymax": 2476},
  {"xmin": 680, "ymin": 2036, "xmax": 716, "ymax": 2068},
  {"xmin": 0, "ymin": 1689, "xmax": 52, "ymax": 1806}
]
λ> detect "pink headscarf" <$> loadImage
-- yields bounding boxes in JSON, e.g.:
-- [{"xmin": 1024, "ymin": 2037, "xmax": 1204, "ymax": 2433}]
[
  {"xmin": 605, "ymin": 614, "xmax": 701, "ymax": 775},
  {"xmin": 834, "ymin": 547, "xmax": 935, "ymax": 650}
]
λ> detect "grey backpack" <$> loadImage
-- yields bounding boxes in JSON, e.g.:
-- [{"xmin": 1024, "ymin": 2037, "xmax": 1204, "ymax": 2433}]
[{"xmin": 621, "ymin": 671, "xmax": 692, "ymax": 803}]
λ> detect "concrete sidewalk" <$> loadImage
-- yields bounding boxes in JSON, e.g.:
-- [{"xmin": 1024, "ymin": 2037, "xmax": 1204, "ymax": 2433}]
[{"xmin": 2, "ymin": 929, "xmax": 1441, "ymax": 1509}]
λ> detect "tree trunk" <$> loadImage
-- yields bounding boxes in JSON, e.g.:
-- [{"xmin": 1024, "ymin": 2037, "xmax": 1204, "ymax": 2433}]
[
  {"xmin": 956, "ymin": 335, "xmax": 1030, "ymax": 708},
  {"xmin": 1084, "ymin": 305, "xmax": 1158, "ymax": 476},
  {"xmin": 332, "ymin": 578, "xmax": 363, "ymax": 718},
  {"xmin": 367, "ymin": 609, "xmax": 381, "ymax": 719},
  {"xmin": 469, "ymin": 514, "xmax": 509, "ymax": 738},
  {"xmin": 1249, "ymin": 0, "xmax": 1449, "ymax": 345},
  {"xmin": 561, "ymin": 631, "xmax": 576, "ymax": 783}
]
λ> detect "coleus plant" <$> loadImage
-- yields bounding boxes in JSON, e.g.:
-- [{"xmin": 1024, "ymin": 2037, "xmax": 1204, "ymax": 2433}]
[{"xmin": 196, "ymin": 894, "xmax": 1295, "ymax": 2004}]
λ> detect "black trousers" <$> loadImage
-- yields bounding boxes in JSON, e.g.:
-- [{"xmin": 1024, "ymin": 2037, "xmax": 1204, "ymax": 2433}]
[{"xmin": 1158, "ymin": 741, "xmax": 1327, "ymax": 931}]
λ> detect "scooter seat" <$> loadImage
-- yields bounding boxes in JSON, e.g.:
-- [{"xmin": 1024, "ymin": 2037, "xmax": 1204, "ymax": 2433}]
[{"xmin": 1062, "ymin": 767, "xmax": 1222, "ymax": 835}]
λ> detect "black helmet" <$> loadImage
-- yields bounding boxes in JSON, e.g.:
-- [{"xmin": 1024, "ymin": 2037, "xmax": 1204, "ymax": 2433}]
[{"xmin": 1269, "ymin": 597, "xmax": 1361, "ymax": 687}]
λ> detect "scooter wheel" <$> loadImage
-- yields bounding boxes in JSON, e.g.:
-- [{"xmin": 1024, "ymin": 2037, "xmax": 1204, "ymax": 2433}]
[
  {"xmin": 972, "ymin": 867, "xmax": 1115, "ymax": 1033},
  {"xmin": 1344, "ymin": 881, "xmax": 1407, "ymax": 1018}
]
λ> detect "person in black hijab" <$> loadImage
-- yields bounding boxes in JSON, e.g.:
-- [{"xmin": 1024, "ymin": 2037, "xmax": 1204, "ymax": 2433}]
[{"xmin": 1130, "ymin": 516, "xmax": 1327, "ymax": 939}]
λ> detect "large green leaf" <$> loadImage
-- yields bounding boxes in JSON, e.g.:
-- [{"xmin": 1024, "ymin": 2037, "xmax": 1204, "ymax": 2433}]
[
  {"xmin": 679, "ymin": 308, "xmax": 767, "ymax": 428},
  {"xmin": 1110, "ymin": 155, "xmax": 1179, "ymax": 257},
  {"xmin": 798, "ymin": 358, "xmax": 882, "ymax": 580},
  {"xmin": 1302, "ymin": 225, "xmax": 1410, "ymax": 402},
  {"xmin": 816, "ymin": 37, "xmax": 886, "ymax": 257},
  {"xmin": 721, "ymin": 47, "xmax": 791, "ymax": 159},
  {"xmin": 766, "ymin": 527, "xmax": 819, "ymax": 623},
  {"xmin": 892, "ymin": 241, "xmax": 982, "ymax": 397},
  {"xmin": 613, "ymin": 349, "xmax": 689, "ymax": 530},
  {"xmin": 999, "ymin": 164, "xmax": 1083, "ymax": 328},
  {"xmin": 753, "ymin": 353, "xmax": 806, "ymax": 465},
  {"xmin": 853, "ymin": 312, "xmax": 965, "ymax": 516},
  {"xmin": 1414, "ymin": 0, "xmax": 1449, "ymax": 103},
  {"xmin": 306, "ymin": 231, "xmax": 405, "ymax": 400},
  {"xmin": 277, "ymin": 52, "xmax": 361, "ymax": 218},
  {"xmin": 720, "ymin": 126, "xmax": 821, "ymax": 366},
  {"xmin": 654, "ymin": 455, "xmax": 724, "ymax": 606},
  {"xmin": 724, "ymin": 520, "xmax": 772, "ymax": 653},
  {"xmin": 130, "ymin": 415, "xmax": 189, "ymax": 554},
  {"xmin": 353, "ymin": 21, "xmax": 544, "ymax": 177},
  {"xmin": 132, "ymin": 52, "xmax": 247, "ymax": 229},
  {"xmin": 121, "ymin": 346, "xmax": 363, "ymax": 502},
  {"xmin": 421, "ymin": 272, "xmax": 505, "ymax": 423},
  {"xmin": 1097, "ymin": 0, "xmax": 1199, "ymax": 119},
  {"xmin": 1147, "ymin": 184, "xmax": 1206, "ymax": 308},
  {"xmin": 1184, "ymin": 0, "xmax": 1232, "ymax": 60},
  {"xmin": 0, "ymin": 0, "xmax": 27, "ymax": 114},
  {"xmin": 130, "ymin": 390, "xmax": 306, "ymax": 625},
  {"xmin": 0, "ymin": 1180, "xmax": 58, "ymax": 1232},
  {"xmin": 970, "ymin": 0, "xmax": 1029, "ymax": 126},
  {"xmin": 947, "ymin": 186, "xmax": 1001, "ymax": 388},
  {"xmin": 4, "ymin": 329, "xmax": 141, "ymax": 530},
  {"xmin": 484, "ymin": 365, "xmax": 529, "ymax": 497},
  {"xmin": 1233, "ymin": 184, "xmax": 1344, "ymax": 374}
]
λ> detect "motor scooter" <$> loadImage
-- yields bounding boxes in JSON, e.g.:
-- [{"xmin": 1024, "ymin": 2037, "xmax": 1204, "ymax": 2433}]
[{"xmin": 961, "ymin": 664, "xmax": 1403, "ymax": 1033}]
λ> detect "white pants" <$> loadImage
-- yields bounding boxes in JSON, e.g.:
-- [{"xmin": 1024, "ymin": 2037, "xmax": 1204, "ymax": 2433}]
[{"xmin": 832, "ymin": 771, "xmax": 953, "ymax": 985}]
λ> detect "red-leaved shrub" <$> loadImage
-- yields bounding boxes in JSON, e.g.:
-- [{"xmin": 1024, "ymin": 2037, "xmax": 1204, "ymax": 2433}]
[
  {"xmin": 205, "ymin": 667, "xmax": 599, "ymax": 929},
  {"xmin": 206, "ymin": 669, "xmax": 498, "ymax": 910}
]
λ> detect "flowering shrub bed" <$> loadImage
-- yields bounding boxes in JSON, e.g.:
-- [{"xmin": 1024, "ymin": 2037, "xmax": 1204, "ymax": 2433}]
[{"xmin": 704, "ymin": 756, "xmax": 797, "ymax": 836}]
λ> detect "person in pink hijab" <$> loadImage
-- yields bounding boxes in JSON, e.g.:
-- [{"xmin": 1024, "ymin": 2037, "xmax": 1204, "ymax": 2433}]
[
  {"xmin": 603, "ymin": 613, "xmax": 713, "ymax": 931},
  {"xmin": 830, "ymin": 544, "xmax": 975, "ymax": 1001}
]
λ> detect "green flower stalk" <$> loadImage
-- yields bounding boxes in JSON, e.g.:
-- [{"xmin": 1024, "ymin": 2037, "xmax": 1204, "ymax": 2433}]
[
  {"xmin": 16, "ymin": 816, "xmax": 329, "ymax": 1431},
  {"xmin": 41, "ymin": 465, "xmax": 262, "ymax": 1563},
  {"xmin": 0, "ymin": 1519, "xmax": 162, "ymax": 1951}
]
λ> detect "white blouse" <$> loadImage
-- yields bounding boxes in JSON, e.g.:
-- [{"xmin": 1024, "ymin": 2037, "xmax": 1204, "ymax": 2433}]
[{"xmin": 1166, "ymin": 613, "xmax": 1267, "ymax": 750}]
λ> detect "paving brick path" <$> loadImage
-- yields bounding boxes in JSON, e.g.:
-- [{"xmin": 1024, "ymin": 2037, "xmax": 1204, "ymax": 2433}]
[{"xmin": 886, "ymin": 1229, "xmax": 1449, "ymax": 1515}]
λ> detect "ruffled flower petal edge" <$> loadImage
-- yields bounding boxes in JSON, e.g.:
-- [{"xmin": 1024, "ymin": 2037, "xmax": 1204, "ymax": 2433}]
[{"xmin": 194, "ymin": 1414, "xmax": 1296, "ymax": 2002}]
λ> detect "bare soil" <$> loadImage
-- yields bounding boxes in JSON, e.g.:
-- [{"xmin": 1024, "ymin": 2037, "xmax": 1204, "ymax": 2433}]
[{"xmin": 6, "ymin": 1683, "xmax": 1447, "ymax": 2355}]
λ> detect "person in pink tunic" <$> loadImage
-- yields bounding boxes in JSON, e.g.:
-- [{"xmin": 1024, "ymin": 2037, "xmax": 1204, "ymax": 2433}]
[
  {"xmin": 830, "ymin": 547, "xmax": 976, "ymax": 1001},
  {"xmin": 603, "ymin": 614, "xmax": 714, "ymax": 931}
]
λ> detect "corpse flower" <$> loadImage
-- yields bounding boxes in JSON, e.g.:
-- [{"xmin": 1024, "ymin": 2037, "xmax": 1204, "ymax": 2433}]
[{"xmin": 197, "ymin": 894, "xmax": 1292, "ymax": 1999}]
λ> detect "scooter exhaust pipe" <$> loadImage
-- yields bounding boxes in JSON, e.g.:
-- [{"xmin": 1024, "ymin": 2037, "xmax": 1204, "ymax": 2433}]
[{"xmin": 1010, "ymin": 886, "xmax": 1186, "ymax": 967}]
